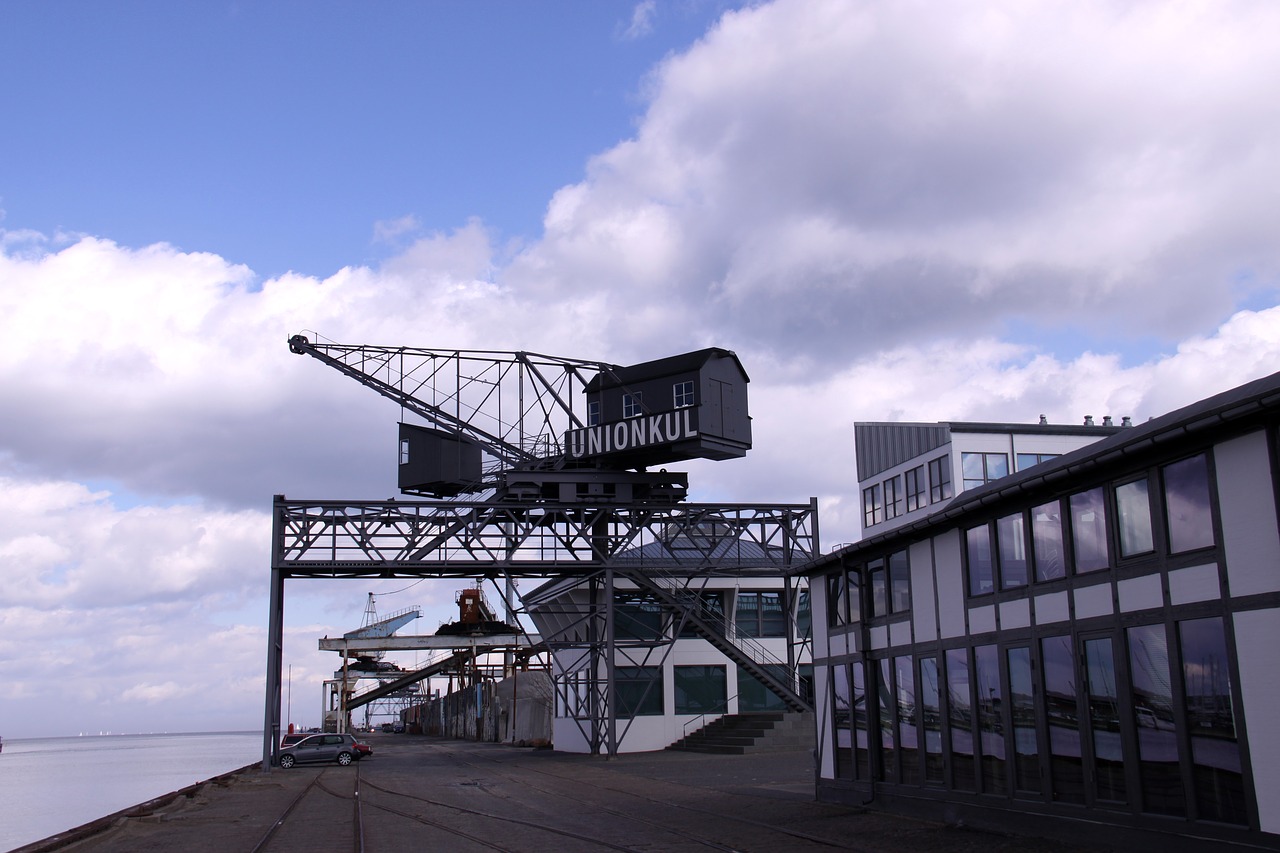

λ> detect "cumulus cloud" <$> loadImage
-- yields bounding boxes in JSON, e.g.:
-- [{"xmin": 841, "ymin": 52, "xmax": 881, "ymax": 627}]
[
  {"xmin": 516, "ymin": 0, "xmax": 1280, "ymax": 361},
  {"xmin": 5, "ymin": 0, "xmax": 1280, "ymax": 736}
]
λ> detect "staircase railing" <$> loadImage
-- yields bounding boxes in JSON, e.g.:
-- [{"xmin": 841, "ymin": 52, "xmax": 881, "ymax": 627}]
[{"xmin": 618, "ymin": 567, "xmax": 811, "ymax": 713}]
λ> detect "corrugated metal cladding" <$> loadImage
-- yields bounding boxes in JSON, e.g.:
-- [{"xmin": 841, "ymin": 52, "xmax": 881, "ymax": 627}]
[{"xmin": 854, "ymin": 423, "xmax": 951, "ymax": 480}]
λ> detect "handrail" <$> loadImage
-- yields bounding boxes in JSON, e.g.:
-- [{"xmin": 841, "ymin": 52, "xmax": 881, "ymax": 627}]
[{"xmin": 681, "ymin": 693, "xmax": 740, "ymax": 738}]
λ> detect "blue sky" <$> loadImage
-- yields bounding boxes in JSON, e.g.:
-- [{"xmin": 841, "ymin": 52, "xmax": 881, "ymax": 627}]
[
  {"xmin": 3, "ymin": 0, "xmax": 1280, "ymax": 738},
  {"xmin": 2, "ymin": 1, "xmax": 730, "ymax": 278}
]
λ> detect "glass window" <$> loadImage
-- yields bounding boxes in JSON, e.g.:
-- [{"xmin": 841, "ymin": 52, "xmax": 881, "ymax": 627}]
[
  {"xmin": 1007, "ymin": 647, "xmax": 1039, "ymax": 794},
  {"xmin": 889, "ymin": 550, "xmax": 911, "ymax": 613},
  {"xmin": 919, "ymin": 657, "xmax": 944, "ymax": 784},
  {"xmin": 827, "ymin": 573, "xmax": 847, "ymax": 627},
  {"xmin": 735, "ymin": 591, "xmax": 785, "ymax": 638},
  {"xmin": 974, "ymin": 644, "xmax": 1007, "ymax": 795},
  {"xmin": 833, "ymin": 664, "xmax": 853, "ymax": 778},
  {"xmin": 1164, "ymin": 455, "xmax": 1215, "ymax": 554},
  {"xmin": 1084, "ymin": 637, "xmax": 1126, "ymax": 802},
  {"xmin": 1115, "ymin": 478, "xmax": 1154, "ymax": 558},
  {"xmin": 622, "ymin": 392, "xmax": 643, "ymax": 418},
  {"xmin": 905, "ymin": 466, "xmax": 926, "ymax": 512},
  {"xmin": 1041, "ymin": 635, "xmax": 1085, "ymax": 803},
  {"xmin": 614, "ymin": 592, "xmax": 663, "ymax": 640},
  {"xmin": 896, "ymin": 655, "xmax": 920, "ymax": 785},
  {"xmin": 966, "ymin": 525, "xmax": 994, "ymax": 596},
  {"xmin": 673, "ymin": 380, "xmax": 695, "ymax": 409},
  {"xmin": 1017, "ymin": 452, "xmax": 1059, "ymax": 471},
  {"xmin": 674, "ymin": 665, "xmax": 726, "ymax": 715},
  {"xmin": 869, "ymin": 559, "xmax": 887, "ymax": 618},
  {"xmin": 884, "ymin": 476, "xmax": 902, "ymax": 520},
  {"xmin": 796, "ymin": 589, "xmax": 811, "ymax": 640},
  {"xmin": 1127, "ymin": 624, "xmax": 1183, "ymax": 816},
  {"xmin": 997, "ymin": 512, "xmax": 1028, "ymax": 588},
  {"xmin": 962, "ymin": 452, "xmax": 1010, "ymax": 491},
  {"xmin": 615, "ymin": 667, "xmax": 663, "ymax": 716},
  {"xmin": 1179, "ymin": 617, "xmax": 1245, "ymax": 824},
  {"xmin": 587, "ymin": 400, "xmax": 601, "ymax": 426},
  {"xmin": 853, "ymin": 662, "xmax": 871, "ymax": 779},
  {"xmin": 928, "ymin": 456, "xmax": 952, "ymax": 503},
  {"xmin": 877, "ymin": 659, "xmax": 898, "ymax": 783},
  {"xmin": 945, "ymin": 648, "xmax": 975, "ymax": 791},
  {"xmin": 399, "ymin": 438, "xmax": 410, "ymax": 465},
  {"xmin": 1032, "ymin": 500, "xmax": 1066, "ymax": 581},
  {"xmin": 679, "ymin": 591, "xmax": 724, "ymax": 638},
  {"xmin": 737, "ymin": 664, "xmax": 787, "ymax": 712},
  {"xmin": 1070, "ymin": 487, "xmax": 1109, "ymax": 574},
  {"xmin": 863, "ymin": 484, "xmax": 883, "ymax": 528}
]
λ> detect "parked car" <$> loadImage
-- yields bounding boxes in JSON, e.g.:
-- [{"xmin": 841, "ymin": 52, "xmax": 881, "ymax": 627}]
[
  {"xmin": 277, "ymin": 733, "xmax": 369, "ymax": 768},
  {"xmin": 280, "ymin": 733, "xmax": 309, "ymax": 748}
]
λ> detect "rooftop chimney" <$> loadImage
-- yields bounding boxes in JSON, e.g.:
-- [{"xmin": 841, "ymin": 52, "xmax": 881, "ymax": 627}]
[
  {"xmin": 1039, "ymin": 414, "xmax": 1048, "ymax": 425},
  {"xmin": 1084, "ymin": 415, "xmax": 1095, "ymax": 426},
  {"xmin": 1122, "ymin": 416, "xmax": 1132, "ymax": 427},
  {"xmin": 1103, "ymin": 416, "xmax": 1113, "ymax": 426}
]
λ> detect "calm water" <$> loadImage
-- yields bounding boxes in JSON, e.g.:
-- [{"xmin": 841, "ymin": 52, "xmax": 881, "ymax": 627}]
[{"xmin": 0, "ymin": 732, "xmax": 261, "ymax": 852}]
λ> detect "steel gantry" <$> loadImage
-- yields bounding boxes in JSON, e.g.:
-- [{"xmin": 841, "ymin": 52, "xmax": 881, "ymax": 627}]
[{"xmin": 262, "ymin": 337, "xmax": 818, "ymax": 768}]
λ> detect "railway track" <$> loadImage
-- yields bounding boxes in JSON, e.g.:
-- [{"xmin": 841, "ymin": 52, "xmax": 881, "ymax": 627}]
[{"xmin": 250, "ymin": 765, "xmax": 364, "ymax": 853}]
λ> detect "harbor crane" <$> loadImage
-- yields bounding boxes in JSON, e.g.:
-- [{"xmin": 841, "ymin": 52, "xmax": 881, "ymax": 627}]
[{"xmin": 264, "ymin": 334, "xmax": 816, "ymax": 766}]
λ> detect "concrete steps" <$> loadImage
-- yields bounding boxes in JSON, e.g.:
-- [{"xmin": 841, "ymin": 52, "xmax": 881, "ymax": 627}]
[{"xmin": 667, "ymin": 711, "xmax": 814, "ymax": 755}]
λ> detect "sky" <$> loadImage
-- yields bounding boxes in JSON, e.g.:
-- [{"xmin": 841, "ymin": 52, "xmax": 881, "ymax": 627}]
[{"xmin": 2, "ymin": 0, "xmax": 1279, "ymax": 738}]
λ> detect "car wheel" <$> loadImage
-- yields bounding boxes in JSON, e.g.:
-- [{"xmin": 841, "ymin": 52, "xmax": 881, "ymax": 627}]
[
  {"xmin": 279, "ymin": 754, "xmax": 296, "ymax": 769},
  {"xmin": 337, "ymin": 751, "xmax": 353, "ymax": 766}
]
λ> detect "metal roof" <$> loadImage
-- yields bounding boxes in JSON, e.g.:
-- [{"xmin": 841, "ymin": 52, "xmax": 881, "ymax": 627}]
[{"xmin": 586, "ymin": 347, "xmax": 749, "ymax": 391}]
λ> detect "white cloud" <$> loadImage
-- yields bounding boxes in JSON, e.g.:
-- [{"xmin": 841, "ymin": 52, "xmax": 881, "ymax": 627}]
[
  {"xmin": 620, "ymin": 1, "xmax": 658, "ymax": 40},
  {"xmin": 5, "ymin": 0, "xmax": 1280, "ymax": 736}
]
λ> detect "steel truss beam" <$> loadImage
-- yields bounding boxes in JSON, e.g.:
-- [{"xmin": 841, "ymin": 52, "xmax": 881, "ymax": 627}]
[
  {"xmin": 263, "ymin": 495, "xmax": 818, "ymax": 767},
  {"xmin": 271, "ymin": 496, "xmax": 818, "ymax": 578}
]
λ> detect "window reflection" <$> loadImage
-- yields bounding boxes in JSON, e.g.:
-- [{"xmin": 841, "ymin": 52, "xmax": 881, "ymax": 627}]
[
  {"xmin": 1127, "ymin": 624, "xmax": 1184, "ymax": 815},
  {"xmin": 1084, "ymin": 638, "xmax": 1126, "ymax": 802},
  {"xmin": 998, "ymin": 512, "xmax": 1028, "ymax": 588},
  {"xmin": 966, "ymin": 525, "xmax": 994, "ymax": 596},
  {"xmin": 1115, "ymin": 479, "xmax": 1154, "ymax": 558},
  {"xmin": 877, "ymin": 659, "xmax": 898, "ymax": 783},
  {"xmin": 1071, "ymin": 488, "xmax": 1109, "ymax": 573},
  {"xmin": 853, "ymin": 662, "xmax": 870, "ymax": 779},
  {"xmin": 1007, "ymin": 647, "xmax": 1039, "ymax": 795},
  {"xmin": 946, "ymin": 649, "xmax": 975, "ymax": 791},
  {"xmin": 1165, "ymin": 455, "xmax": 1215, "ymax": 554},
  {"xmin": 1041, "ymin": 635, "xmax": 1085, "ymax": 803},
  {"xmin": 897, "ymin": 655, "xmax": 919, "ymax": 785},
  {"xmin": 974, "ymin": 644, "xmax": 1007, "ymax": 795},
  {"xmin": 833, "ymin": 664, "xmax": 853, "ymax": 779},
  {"xmin": 920, "ymin": 657, "xmax": 944, "ymax": 784},
  {"xmin": 1033, "ymin": 500, "xmax": 1066, "ymax": 581},
  {"xmin": 1180, "ymin": 617, "xmax": 1245, "ymax": 824}
]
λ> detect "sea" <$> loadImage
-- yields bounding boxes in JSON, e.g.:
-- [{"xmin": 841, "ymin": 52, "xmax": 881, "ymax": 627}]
[{"xmin": 0, "ymin": 731, "xmax": 261, "ymax": 852}]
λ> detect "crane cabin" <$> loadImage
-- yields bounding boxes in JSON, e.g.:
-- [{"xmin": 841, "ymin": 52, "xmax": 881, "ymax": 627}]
[{"xmin": 564, "ymin": 347, "xmax": 752, "ymax": 469}]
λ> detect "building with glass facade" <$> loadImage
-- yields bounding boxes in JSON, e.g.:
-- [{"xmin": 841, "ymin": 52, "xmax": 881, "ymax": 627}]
[
  {"xmin": 855, "ymin": 418, "xmax": 1125, "ymax": 539},
  {"xmin": 807, "ymin": 370, "xmax": 1280, "ymax": 849},
  {"xmin": 525, "ymin": 574, "xmax": 811, "ymax": 753}
]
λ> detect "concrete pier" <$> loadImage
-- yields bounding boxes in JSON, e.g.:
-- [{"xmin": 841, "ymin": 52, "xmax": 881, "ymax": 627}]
[{"xmin": 20, "ymin": 735, "xmax": 1105, "ymax": 853}]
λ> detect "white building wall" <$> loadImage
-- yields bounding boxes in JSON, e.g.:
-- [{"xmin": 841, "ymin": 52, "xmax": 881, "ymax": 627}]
[
  {"xmin": 933, "ymin": 530, "xmax": 966, "ymax": 639},
  {"xmin": 909, "ymin": 539, "xmax": 938, "ymax": 643},
  {"xmin": 1216, "ymin": 431, "xmax": 1280, "ymax": 597},
  {"xmin": 1233, "ymin": 607, "xmax": 1280, "ymax": 834}
]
